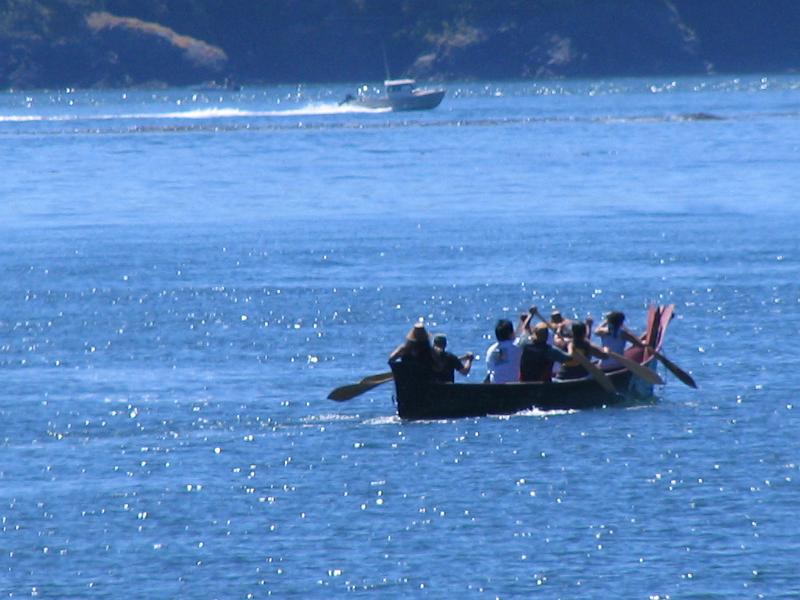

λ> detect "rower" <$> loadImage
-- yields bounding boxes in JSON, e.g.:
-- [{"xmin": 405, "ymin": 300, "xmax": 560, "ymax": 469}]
[
  {"xmin": 389, "ymin": 322, "xmax": 434, "ymax": 371},
  {"xmin": 555, "ymin": 322, "xmax": 609, "ymax": 381},
  {"xmin": 520, "ymin": 322, "xmax": 570, "ymax": 382},
  {"xmin": 515, "ymin": 312, "xmax": 534, "ymax": 346},
  {"xmin": 431, "ymin": 334, "xmax": 474, "ymax": 383},
  {"xmin": 485, "ymin": 319, "xmax": 523, "ymax": 383},
  {"xmin": 530, "ymin": 306, "xmax": 595, "ymax": 349},
  {"xmin": 595, "ymin": 311, "xmax": 647, "ymax": 370},
  {"xmin": 529, "ymin": 306, "xmax": 572, "ymax": 349},
  {"xmin": 549, "ymin": 309, "xmax": 572, "ymax": 349}
]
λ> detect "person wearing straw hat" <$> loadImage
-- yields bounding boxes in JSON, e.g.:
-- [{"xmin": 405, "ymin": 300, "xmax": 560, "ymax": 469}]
[{"xmin": 388, "ymin": 322, "xmax": 435, "ymax": 370}]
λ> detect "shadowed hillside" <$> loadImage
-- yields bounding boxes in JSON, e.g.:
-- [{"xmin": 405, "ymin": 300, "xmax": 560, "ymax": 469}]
[{"xmin": 1, "ymin": 0, "xmax": 799, "ymax": 89}]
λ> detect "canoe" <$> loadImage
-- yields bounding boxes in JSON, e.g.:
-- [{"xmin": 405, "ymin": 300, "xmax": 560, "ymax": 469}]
[{"xmin": 389, "ymin": 305, "xmax": 674, "ymax": 420}]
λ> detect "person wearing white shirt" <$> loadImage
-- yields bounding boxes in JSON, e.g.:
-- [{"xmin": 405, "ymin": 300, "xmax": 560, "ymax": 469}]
[{"xmin": 485, "ymin": 319, "xmax": 523, "ymax": 383}]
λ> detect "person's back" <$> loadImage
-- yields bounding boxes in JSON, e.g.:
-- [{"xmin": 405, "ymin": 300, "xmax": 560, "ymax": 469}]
[
  {"xmin": 556, "ymin": 321, "xmax": 605, "ymax": 381},
  {"xmin": 486, "ymin": 319, "xmax": 522, "ymax": 383},
  {"xmin": 547, "ymin": 309, "xmax": 573, "ymax": 350},
  {"xmin": 596, "ymin": 311, "xmax": 632, "ymax": 370},
  {"xmin": 520, "ymin": 323, "xmax": 569, "ymax": 382},
  {"xmin": 431, "ymin": 334, "xmax": 474, "ymax": 383},
  {"xmin": 389, "ymin": 323, "xmax": 434, "ymax": 374}
]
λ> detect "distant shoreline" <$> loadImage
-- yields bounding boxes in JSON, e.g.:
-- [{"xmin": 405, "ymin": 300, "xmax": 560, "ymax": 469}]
[{"xmin": 3, "ymin": 1, "xmax": 799, "ymax": 91}]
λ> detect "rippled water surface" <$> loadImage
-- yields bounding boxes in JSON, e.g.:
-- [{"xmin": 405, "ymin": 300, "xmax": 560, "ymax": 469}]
[{"xmin": 2, "ymin": 76, "xmax": 800, "ymax": 597}]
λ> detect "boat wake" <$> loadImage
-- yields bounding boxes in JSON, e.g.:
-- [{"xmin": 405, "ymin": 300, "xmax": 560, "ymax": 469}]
[
  {"xmin": 0, "ymin": 103, "xmax": 390, "ymax": 124},
  {"xmin": 362, "ymin": 415, "xmax": 402, "ymax": 426},
  {"xmin": 491, "ymin": 408, "xmax": 577, "ymax": 419},
  {"xmin": 303, "ymin": 413, "xmax": 361, "ymax": 423}
]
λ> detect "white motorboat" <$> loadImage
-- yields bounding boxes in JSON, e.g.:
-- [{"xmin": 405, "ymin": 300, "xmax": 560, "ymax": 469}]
[{"xmin": 340, "ymin": 79, "xmax": 446, "ymax": 111}]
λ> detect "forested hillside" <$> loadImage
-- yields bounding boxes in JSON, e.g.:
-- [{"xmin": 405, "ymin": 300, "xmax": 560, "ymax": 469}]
[{"xmin": 2, "ymin": 0, "xmax": 799, "ymax": 89}]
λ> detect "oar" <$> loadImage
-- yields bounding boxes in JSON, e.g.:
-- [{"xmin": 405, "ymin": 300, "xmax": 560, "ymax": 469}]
[
  {"xmin": 360, "ymin": 371, "xmax": 393, "ymax": 385},
  {"xmin": 328, "ymin": 375, "xmax": 393, "ymax": 402},
  {"xmin": 529, "ymin": 306, "xmax": 618, "ymax": 394},
  {"xmin": 650, "ymin": 349, "xmax": 697, "ymax": 388},
  {"xmin": 328, "ymin": 352, "xmax": 473, "ymax": 402},
  {"xmin": 623, "ymin": 329, "xmax": 697, "ymax": 389},
  {"xmin": 603, "ymin": 350, "xmax": 664, "ymax": 385},
  {"xmin": 571, "ymin": 349, "xmax": 617, "ymax": 394}
]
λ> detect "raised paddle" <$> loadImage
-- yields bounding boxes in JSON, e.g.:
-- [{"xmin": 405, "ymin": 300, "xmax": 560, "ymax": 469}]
[
  {"xmin": 528, "ymin": 306, "xmax": 622, "ymax": 394},
  {"xmin": 550, "ymin": 310, "xmax": 667, "ymax": 387},
  {"xmin": 528, "ymin": 308, "xmax": 616, "ymax": 393}
]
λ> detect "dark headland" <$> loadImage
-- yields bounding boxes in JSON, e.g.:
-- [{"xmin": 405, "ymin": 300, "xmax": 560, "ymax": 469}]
[{"xmin": 2, "ymin": 0, "xmax": 799, "ymax": 90}]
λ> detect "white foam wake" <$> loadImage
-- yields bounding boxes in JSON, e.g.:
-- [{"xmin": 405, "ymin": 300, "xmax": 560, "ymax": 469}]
[{"xmin": 0, "ymin": 103, "xmax": 390, "ymax": 124}]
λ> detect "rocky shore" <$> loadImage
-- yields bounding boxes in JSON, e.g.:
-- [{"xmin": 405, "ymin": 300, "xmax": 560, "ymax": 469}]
[{"xmin": 2, "ymin": 0, "xmax": 798, "ymax": 90}]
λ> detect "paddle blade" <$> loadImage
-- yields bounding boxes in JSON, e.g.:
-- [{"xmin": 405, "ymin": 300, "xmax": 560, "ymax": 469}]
[
  {"xmin": 607, "ymin": 351, "xmax": 664, "ymax": 385},
  {"xmin": 328, "ymin": 378, "xmax": 391, "ymax": 402},
  {"xmin": 572, "ymin": 350, "xmax": 617, "ymax": 394},
  {"xmin": 656, "ymin": 352, "xmax": 697, "ymax": 388}
]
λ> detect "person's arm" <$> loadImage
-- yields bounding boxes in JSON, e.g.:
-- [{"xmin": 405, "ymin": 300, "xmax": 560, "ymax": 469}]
[
  {"xmin": 588, "ymin": 342, "xmax": 609, "ymax": 361},
  {"xmin": 547, "ymin": 345, "xmax": 571, "ymax": 364},
  {"xmin": 388, "ymin": 342, "xmax": 407, "ymax": 363},
  {"xmin": 554, "ymin": 326, "xmax": 569, "ymax": 348},
  {"xmin": 485, "ymin": 345, "xmax": 498, "ymax": 382},
  {"xmin": 594, "ymin": 319, "xmax": 610, "ymax": 337},
  {"xmin": 457, "ymin": 352, "xmax": 474, "ymax": 375},
  {"xmin": 529, "ymin": 305, "xmax": 544, "ymax": 323},
  {"xmin": 621, "ymin": 327, "xmax": 649, "ymax": 349},
  {"xmin": 514, "ymin": 314, "xmax": 529, "ymax": 336},
  {"xmin": 531, "ymin": 306, "xmax": 570, "ymax": 348}
]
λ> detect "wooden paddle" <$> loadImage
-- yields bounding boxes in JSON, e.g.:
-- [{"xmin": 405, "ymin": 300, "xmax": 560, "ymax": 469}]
[
  {"xmin": 570, "ymin": 349, "xmax": 617, "ymax": 394},
  {"xmin": 620, "ymin": 326, "xmax": 696, "ymax": 388},
  {"xmin": 603, "ymin": 349, "xmax": 664, "ymax": 385},
  {"xmin": 360, "ymin": 371, "xmax": 393, "ymax": 385},
  {"xmin": 649, "ymin": 349, "xmax": 697, "ymax": 388},
  {"xmin": 328, "ymin": 373, "xmax": 393, "ymax": 401},
  {"xmin": 328, "ymin": 353, "xmax": 473, "ymax": 402},
  {"xmin": 528, "ymin": 308, "xmax": 615, "ymax": 392}
]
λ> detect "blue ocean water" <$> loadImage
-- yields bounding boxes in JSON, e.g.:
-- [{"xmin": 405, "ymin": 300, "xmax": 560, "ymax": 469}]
[{"xmin": 1, "ymin": 75, "xmax": 799, "ymax": 597}]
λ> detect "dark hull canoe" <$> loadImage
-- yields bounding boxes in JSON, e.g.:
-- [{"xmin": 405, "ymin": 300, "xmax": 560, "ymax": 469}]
[{"xmin": 390, "ymin": 304, "xmax": 674, "ymax": 420}]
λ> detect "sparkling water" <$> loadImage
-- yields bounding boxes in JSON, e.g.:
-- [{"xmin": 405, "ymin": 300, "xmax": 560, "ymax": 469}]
[{"xmin": 1, "ymin": 76, "xmax": 799, "ymax": 597}]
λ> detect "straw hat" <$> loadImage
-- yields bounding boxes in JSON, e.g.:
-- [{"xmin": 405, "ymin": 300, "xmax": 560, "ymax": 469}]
[{"xmin": 406, "ymin": 323, "xmax": 430, "ymax": 343}]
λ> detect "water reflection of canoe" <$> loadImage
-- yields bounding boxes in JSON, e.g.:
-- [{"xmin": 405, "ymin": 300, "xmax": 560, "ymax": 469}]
[
  {"xmin": 391, "ymin": 305, "xmax": 675, "ymax": 420},
  {"xmin": 340, "ymin": 79, "xmax": 445, "ymax": 111}
]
